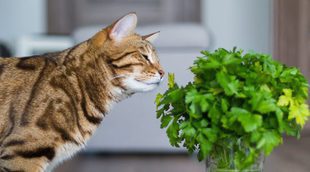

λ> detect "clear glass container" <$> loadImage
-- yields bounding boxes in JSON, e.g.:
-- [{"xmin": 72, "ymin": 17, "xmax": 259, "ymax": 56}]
[{"xmin": 206, "ymin": 140, "xmax": 264, "ymax": 172}]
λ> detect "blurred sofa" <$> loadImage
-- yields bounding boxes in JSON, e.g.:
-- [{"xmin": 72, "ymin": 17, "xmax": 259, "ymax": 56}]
[{"xmin": 73, "ymin": 23, "xmax": 209, "ymax": 152}]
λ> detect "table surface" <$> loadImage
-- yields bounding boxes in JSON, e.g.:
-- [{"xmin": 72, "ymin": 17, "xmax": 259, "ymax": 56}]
[{"xmin": 55, "ymin": 135, "xmax": 310, "ymax": 172}]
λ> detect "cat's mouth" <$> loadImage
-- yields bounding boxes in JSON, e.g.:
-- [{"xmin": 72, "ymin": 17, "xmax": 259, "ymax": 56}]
[
  {"xmin": 144, "ymin": 81, "xmax": 161, "ymax": 85},
  {"xmin": 136, "ymin": 79, "xmax": 162, "ymax": 86}
]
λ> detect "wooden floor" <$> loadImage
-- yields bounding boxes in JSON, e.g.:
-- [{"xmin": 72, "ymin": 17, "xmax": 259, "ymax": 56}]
[{"xmin": 55, "ymin": 136, "xmax": 310, "ymax": 172}]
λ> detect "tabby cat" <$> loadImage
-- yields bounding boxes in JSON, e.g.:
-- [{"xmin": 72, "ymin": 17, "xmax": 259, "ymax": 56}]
[{"xmin": 0, "ymin": 13, "xmax": 164, "ymax": 172}]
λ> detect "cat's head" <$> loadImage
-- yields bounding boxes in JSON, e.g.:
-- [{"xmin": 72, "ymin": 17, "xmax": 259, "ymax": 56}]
[{"xmin": 91, "ymin": 13, "xmax": 164, "ymax": 93}]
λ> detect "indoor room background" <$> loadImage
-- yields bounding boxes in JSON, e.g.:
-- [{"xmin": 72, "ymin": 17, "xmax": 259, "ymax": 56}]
[{"xmin": 0, "ymin": 0, "xmax": 309, "ymax": 172}]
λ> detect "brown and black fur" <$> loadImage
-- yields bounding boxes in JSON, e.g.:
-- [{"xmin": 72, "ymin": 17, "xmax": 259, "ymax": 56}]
[{"xmin": 0, "ymin": 13, "xmax": 164, "ymax": 172}]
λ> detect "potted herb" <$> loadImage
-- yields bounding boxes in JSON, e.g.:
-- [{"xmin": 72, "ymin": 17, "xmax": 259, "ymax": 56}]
[{"xmin": 155, "ymin": 48, "xmax": 309, "ymax": 172}]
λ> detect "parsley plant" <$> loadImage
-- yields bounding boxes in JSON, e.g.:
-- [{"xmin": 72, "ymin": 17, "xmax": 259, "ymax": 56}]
[{"xmin": 155, "ymin": 48, "xmax": 309, "ymax": 169}]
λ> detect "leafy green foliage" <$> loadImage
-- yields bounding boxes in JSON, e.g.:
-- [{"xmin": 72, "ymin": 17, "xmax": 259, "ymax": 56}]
[{"xmin": 155, "ymin": 48, "xmax": 309, "ymax": 169}]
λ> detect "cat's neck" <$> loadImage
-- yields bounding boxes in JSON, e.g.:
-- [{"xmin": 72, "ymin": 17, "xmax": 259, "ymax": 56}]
[{"xmin": 58, "ymin": 41, "xmax": 129, "ymax": 115}]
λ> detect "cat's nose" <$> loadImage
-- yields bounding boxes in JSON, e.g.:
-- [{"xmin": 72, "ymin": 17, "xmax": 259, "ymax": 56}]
[{"xmin": 158, "ymin": 70, "xmax": 165, "ymax": 78}]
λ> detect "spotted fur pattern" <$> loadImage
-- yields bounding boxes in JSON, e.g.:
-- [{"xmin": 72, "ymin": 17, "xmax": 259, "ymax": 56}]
[{"xmin": 0, "ymin": 13, "xmax": 164, "ymax": 172}]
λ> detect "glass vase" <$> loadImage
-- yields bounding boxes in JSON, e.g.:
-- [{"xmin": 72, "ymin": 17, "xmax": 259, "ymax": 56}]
[{"xmin": 206, "ymin": 140, "xmax": 264, "ymax": 172}]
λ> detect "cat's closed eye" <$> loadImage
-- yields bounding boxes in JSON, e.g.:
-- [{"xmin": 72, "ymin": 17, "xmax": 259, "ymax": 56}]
[{"xmin": 142, "ymin": 54, "xmax": 149, "ymax": 61}]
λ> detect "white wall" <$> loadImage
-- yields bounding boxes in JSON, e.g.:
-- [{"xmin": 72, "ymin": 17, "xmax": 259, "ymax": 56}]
[
  {"xmin": 0, "ymin": 0, "xmax": 46, "ymax": 53},
  {"xmin": 202, "ymin": 0, "xmax": 272, "ymax": 54}
]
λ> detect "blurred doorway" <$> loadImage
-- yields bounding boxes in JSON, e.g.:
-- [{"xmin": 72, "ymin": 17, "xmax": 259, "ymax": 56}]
[{"xmin": 274, "ymin": 0, "xmax": 310, "ymax": 80}]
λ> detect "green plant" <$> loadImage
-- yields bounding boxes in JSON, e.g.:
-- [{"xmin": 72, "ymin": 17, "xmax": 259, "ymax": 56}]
[{"xmin": 155, "ymin": 48, "xmax": 309, "ymax": 169}]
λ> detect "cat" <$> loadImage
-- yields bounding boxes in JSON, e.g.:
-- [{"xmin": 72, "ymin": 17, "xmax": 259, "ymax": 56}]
[{"xmin": 0, "ymin": 12, "xmax": 164, "ymax": 172}]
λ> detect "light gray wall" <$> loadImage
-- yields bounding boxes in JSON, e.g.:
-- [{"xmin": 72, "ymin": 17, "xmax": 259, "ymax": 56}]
[
  {"xmin": 202, "ymin": 0, "xmax": 272, "ymax": 54},
  {"xmin": 0, "ymin": 0, "xmax": 46, "ymax": 53}
]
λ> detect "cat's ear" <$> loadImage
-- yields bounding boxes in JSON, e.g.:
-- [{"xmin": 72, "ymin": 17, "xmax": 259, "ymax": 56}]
[
  {"xmin": 109, "ymin": 12, "xmax": 137, "ymax": 42},
  {"xmin": 142, "ymin": 31, "xmax": 160, "ymax": 43}
]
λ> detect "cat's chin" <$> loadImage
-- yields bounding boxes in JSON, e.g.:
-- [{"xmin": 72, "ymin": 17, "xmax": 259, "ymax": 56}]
[{"xmin": 123, "ymin": 77, "xmax": 160, "ymax": 93}]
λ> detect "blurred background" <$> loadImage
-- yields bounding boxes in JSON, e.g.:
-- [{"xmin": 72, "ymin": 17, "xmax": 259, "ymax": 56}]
[{"xmin": 0, "ymin": 0, "xmax": 309, "ymax": 171}]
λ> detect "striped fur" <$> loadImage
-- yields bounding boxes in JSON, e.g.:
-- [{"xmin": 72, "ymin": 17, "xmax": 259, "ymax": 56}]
[{"xmin": 0, "ymin": 13, "xmax": 164, "ymax": 172}]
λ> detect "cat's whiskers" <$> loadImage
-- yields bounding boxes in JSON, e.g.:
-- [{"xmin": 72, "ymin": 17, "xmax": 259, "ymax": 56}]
[{"xmin": 110, "ymin": 74, "xmax": 127, "ymax": 81}]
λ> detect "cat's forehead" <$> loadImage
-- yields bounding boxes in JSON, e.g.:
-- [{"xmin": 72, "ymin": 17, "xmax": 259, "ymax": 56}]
[{"xmin": 126, "ymin": 39, "xmax": 155, "ymax": 52}]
